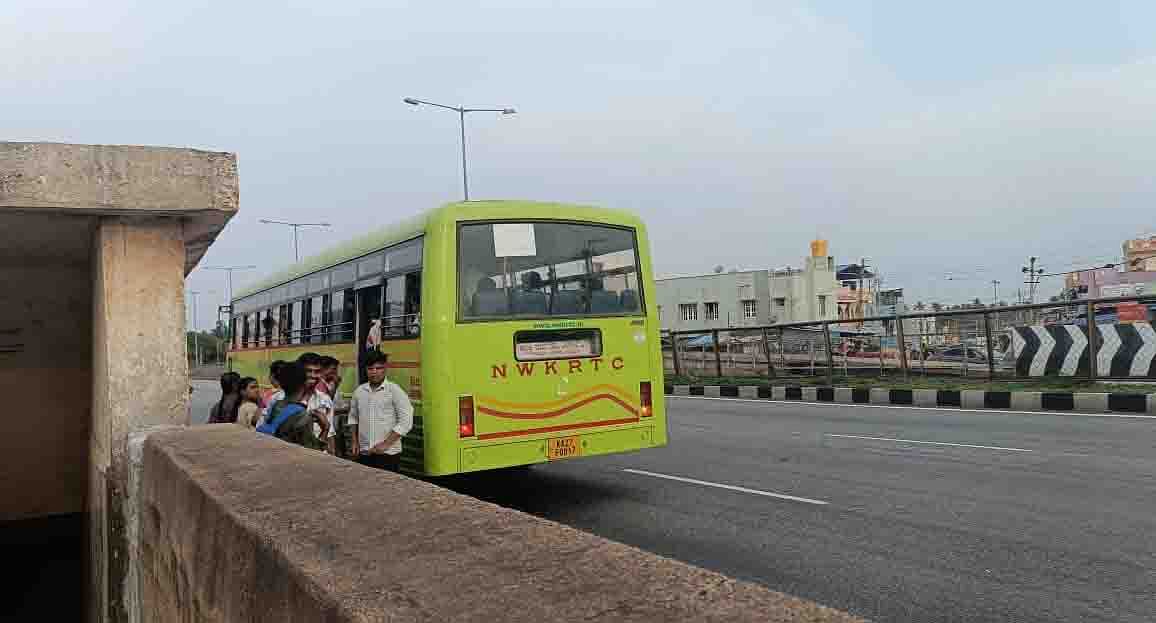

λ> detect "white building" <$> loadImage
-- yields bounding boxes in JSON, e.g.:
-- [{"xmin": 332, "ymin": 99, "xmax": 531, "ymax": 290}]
[{"xmin": 656, "ymin": 240, "xmax": 840, "ymax": 331}]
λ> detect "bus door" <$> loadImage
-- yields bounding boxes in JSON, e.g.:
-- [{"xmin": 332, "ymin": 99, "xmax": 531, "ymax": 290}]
[{"xmin": 355, "ymin": 283, "xmax": 383, "ymax": 384}]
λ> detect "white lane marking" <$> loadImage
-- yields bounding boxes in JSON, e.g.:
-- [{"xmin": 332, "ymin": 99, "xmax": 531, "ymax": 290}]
[
  {"xmin": 666, "ymin": 395, "xmax": 1156, "ymax": 419},
  {"xmin": 825, "ymin": 433, "xmax": 1033, "ymax": 452},
  {"xmin": 622, "ymin": 468, "xmax": 829, "ymax": 506}
]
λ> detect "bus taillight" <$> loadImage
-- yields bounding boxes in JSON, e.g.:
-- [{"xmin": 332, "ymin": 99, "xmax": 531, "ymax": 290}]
[
  {"xmin": 459, "ymin": 396, "xmax": 475, "ymax": 437},
  {"xmin": 640, "ymin": 382, "xmax": 652, "ymax": 417}
]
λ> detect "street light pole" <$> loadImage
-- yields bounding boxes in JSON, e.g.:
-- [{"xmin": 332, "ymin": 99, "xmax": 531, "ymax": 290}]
[
  {"xmin": 189, "ymin": 290, "xmax": 201, "ymax": 367},
  {"xmin": 404, "ymin": 97, "xmax": 517, "ymax": 201},
  {"xmin": 203, "ymin": 265, "xmax": 257, "ymax": 306},
  {"xmin": 258, "ymin": 220, "xmax": 331, "ymax": 262},
  {"xmin": 203, "ymin": 265, "xmax": 257, "ymax": 348}
]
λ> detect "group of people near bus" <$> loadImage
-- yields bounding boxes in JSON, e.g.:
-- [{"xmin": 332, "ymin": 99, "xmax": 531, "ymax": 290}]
[{"xmin": 208, "ymin": 350, "xmax": 413, "ymax": 472}]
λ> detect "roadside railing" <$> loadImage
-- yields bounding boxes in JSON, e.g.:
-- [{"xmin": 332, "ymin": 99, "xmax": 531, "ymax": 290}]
[{"xmin": 662, "ymin": 294, "xmax": 1156, "ymax": 383}]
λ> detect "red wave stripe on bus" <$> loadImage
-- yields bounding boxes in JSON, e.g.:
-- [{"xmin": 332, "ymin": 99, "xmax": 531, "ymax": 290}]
[{"xmin": 477, "ymin": 393, "xmax": 639, "ymax": 420}]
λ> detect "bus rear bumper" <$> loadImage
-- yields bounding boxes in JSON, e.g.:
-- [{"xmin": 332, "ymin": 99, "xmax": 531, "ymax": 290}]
[{"xmin": 459, "ymin": 425, "xmax": 660, "ymax": 473}]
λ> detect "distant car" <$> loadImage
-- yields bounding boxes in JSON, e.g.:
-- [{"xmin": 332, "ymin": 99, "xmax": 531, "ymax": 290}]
[{"xmin": 928, "ymin": 346, "xmax": 987, "ymax": 364}]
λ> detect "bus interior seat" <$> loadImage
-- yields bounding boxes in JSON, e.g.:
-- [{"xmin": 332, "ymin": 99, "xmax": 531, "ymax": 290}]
[
  {"xmin": 620, "ymin": 289, "xmax": 640, "ymax": 311},
  {"xmin": 552, "ymin": 290, "xmax": 581, "ymax": 314},
  {"xmin": 590, "ymin": 290, "xmax": 620, "ymax": 313},
  {"xmin": 513, "ymin": 290, "xmax": 547, "ymax": 314},
  {"xmin": 472, "ymin": 290, "xmax": 509, "ymax": 315}
]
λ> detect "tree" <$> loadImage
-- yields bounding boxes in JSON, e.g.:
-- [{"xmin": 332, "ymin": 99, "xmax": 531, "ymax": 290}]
[
  {"xmin": 972, "ymin": 298, "xmax": 983, "ymax": 306},
  {"xmin": 931, "ymin": 302, "xmax": 943, "ymax": 312},
  {"xmin": 914, "ymin": 301, "xmax": 926, "ymax": 311}
]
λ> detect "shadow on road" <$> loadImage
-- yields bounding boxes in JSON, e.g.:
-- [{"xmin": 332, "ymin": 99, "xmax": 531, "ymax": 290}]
[{"xmin": 434, "ymin": 465, "xmax": 635, "ymax": 516}]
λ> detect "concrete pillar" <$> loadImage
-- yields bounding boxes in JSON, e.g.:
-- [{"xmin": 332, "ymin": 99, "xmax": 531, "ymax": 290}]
[{"xmin": 89, "ymin": 217, "xmax": 189, "ymax": 623}]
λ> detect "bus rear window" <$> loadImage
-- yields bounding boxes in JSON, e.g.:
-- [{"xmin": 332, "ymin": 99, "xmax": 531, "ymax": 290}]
[{"xmin": 458, "ymin": 222, "xmax": 643, "ymax": 319}]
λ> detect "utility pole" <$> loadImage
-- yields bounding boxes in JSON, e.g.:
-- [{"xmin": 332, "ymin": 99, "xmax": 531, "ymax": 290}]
[
  {"xmin": 189, "ymin": 290, "xmax": 202, "ymax": 367},
  {"xmin": 1022, "ymin": 256, "xmax": 1044, "ymax": 303},
  {"xmin": 857, "ymin": 258, "xmax": 870, "ymax": 327},
  {"xmin": 203, "ymin": 265, "xmax": 257, "ymax": 348},
  {"xmin": 259, "ymin": 220, "xmax": 331, "ymax": 262},
  {"xmin": 403, "ymin": 98, "xmax": 517, "ymax": 201},
  {"xmin": 203, "ymin": 265, "xmax": 257, "ymax": 306},
  {"xmin": 991, "ymin": 280, "xmax": 1000, "ymax": 304}
]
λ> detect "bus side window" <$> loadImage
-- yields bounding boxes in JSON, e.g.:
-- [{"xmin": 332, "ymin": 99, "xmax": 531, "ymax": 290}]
[
  {"xmin": 384, "ymin": 275, "xmax": 405, "ymax": 339},
  {"xmin": 405, "ymin": 272, "xmax": 421, "ymax": 337}
]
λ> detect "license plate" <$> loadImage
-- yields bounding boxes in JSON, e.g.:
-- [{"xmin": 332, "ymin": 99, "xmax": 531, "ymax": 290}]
[{"xmin": 547, "ymin": 436, "xmax": 582, "ymax": 460}]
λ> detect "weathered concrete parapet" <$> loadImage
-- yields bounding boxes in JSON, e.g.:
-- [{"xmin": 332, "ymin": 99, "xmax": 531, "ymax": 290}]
[
  {"xmin": 0, "ymin": 141, "xmax": 238, "ymax": 271},
  {"xmin": 141, "ymin": 427, "xmax": 863, "ymax": 623},
  {"xmin": 0, "ymin": 141, "xmax": 238, "ymax": 622}
]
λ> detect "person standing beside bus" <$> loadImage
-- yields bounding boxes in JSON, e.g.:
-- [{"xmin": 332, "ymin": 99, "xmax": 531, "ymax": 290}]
[
  {"xmin": 257, "ymin": 362, "xmax": 328, "ymax": 449},
  {"xmin": 236, "ymin": 377, "xmax": 262, "ymax": 429},
  {"xmin": 208, "ymin": 372, "xmax": 241, "ymax": 424},
  {"xmin": 344, "ymin": 351, "xmax": 413, "ymax": 472},
  {"xmin": 297, "ymin": 352, "xmax": 334, "ymax": 447},
  {"xmin": 320, "ymin": 356, "xmax": 353, "ymax": 458}
]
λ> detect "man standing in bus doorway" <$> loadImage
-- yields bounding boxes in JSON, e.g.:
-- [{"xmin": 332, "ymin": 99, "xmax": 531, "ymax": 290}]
[{"xmin": 342, "ymin": 350, "xmax": 413, "ymax": 473}]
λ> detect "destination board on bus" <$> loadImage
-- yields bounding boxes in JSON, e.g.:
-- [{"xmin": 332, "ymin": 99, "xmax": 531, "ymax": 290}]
[{"xmin": 515, "ymin": 339, "xmax": 594, "ymax": 361}]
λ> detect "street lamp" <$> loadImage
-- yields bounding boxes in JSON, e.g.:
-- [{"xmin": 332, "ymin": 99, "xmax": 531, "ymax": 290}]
[
  {"xmin": 403, "ymin": 97, "xmax": 517, "ymax": 201},
  {"xmin": 202, "ymin": 264, "xmax": 257, "ymax": 305},
  {"xmin": 187, "ymin": 289, "xmax": 215, "ymax": 367},
  {"xmin": 203, "ymin": 265, "xmax": 257, "ymax": 350},
  {"xmin": 258, "ymin": 220, "xmax": 331, "ymax": 262},
  {"xmin": 1021, "ymin": 256, "xmax": 1045, "ymax": 303}
]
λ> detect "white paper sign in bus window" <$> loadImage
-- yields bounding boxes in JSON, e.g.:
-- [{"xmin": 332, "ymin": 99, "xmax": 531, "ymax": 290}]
[{"xmin": 493, "ymin": 223, "xmax": 537, "ymax": 257}]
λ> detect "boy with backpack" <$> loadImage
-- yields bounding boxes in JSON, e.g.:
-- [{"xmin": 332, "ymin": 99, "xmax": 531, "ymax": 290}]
[{"xmin": 257, "ymin": 361, "xmax": 329, "ymax": 450}]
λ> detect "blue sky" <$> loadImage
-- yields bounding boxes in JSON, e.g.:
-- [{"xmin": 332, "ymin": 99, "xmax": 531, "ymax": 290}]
[{"xmin": 3, "ymin": 1, "xmax": 1156, "ymax": 326}]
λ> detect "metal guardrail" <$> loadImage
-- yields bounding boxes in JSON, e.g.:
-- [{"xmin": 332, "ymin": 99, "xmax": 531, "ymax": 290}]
[{"xmin": 662, "ymin": 294, "xmax": 1156, "ymax": 383}]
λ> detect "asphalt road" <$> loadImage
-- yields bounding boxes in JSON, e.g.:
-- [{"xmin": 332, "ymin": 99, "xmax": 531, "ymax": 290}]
[
  {"xmin": 188, "ymin": 383, "xmax": 1156, "ymax": 622},
  {"xmin": 189, "ymin": 379, "xmax": 218, "ymax": 425},
  {"xmin": 442, "ymin": 397, "xmax": 1156, "ymax": 623}
]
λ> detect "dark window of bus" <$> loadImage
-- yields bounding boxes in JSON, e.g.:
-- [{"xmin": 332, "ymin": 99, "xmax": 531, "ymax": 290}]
[
  {"xmin": 277, "ymin": 304, "xmax": 290, "ymax": 345},
  {"xmin": 383, "ymin": 275, "xmax": 406, "ymax": 338},
  {"xmin": 291, "ymin": 300, "xmax": 303, "ymax": 344},
  {"xmin": 330, "ymin": 289, "xmax": 355, "ymax": 342},
  {"xmin": 405, "ymin": 273, "xmax": 421, "ymax": 336},
  {"xmin": 458, "ymin": 222, "xmax": 643, "ymax": 319},
  {"xmin": 310, "ymin": 295, "xmax": 326, "ymax": 344},
  {"xmin": 261, "ymin": 310, "xmax": 275, "ymax": 346}
]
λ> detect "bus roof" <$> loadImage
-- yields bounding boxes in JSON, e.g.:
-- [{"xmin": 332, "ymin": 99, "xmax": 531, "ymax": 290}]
[{"xmin": 232, "ymin": 200, "xmax": 643, "ymax": 300}]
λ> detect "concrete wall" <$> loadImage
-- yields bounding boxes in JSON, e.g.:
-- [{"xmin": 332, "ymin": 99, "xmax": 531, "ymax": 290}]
[
  {"xmin": 91, "ymin": 217, "xmax": 190, "ymax": 623},
  {"xmin": 137, "ymin": 426, "xmax": 863, "ymax": 623},
  {"xmin": 0, "ymin": 142, "xmax": 238, "ymax": 273},
  {"xmin": 0, "ymin": 218, "xmax": 94, "ymax": 519},
  {"xmin": 2, "ymin": 141, "xmax": 239, "ymax": 623}
]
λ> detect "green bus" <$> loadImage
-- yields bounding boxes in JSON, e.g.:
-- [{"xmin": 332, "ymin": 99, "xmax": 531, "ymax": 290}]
[{"xmin": 227, "ymin": 200, "xmax": 667, "ymax": 475}]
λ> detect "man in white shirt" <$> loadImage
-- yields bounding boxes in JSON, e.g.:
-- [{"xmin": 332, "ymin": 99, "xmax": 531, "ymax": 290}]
[
  {"xmin": 340, "ymin": 350, "xmax": 413, "ymax": 472},
  {"xmin": 298, "ymin": 352, "xmax": 333, "ymax": 442}
]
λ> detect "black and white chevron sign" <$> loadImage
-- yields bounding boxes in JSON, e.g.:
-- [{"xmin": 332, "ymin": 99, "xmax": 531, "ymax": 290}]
[{"xmin": 1009, "ymin": 322, "xmax": 1156, "ymax": 377}]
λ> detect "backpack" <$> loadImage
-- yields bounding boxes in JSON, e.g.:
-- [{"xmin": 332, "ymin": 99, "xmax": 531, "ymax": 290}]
[{"xmin": 257, "ymin": 401, "xmax": 306, "ymax": 436}]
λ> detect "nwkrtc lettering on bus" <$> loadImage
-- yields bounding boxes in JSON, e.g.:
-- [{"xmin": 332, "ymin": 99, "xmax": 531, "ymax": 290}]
[{"xmin": 491, "ymin": 356, "xmax": 625, "ymax": 379}]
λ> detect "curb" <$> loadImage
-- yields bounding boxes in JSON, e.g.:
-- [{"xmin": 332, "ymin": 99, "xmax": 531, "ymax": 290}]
[{"xmin": 663, "ymin": 384, "xmax": 1156, "ymax": 415}]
